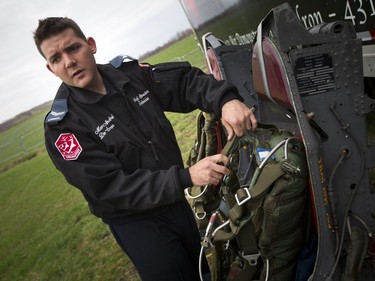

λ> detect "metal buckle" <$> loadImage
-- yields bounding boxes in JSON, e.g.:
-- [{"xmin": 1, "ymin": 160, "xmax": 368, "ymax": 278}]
[
  {"xmin": 242, "ymin": 251, "xmax": 261, "ymax": 266},
  {"xmin": 235, "ymin": 188, "xmax": 252, "ymax": 206},
  {"xmin": 194, "ymin": 208, "xmax": 206, "ymax": 220}
]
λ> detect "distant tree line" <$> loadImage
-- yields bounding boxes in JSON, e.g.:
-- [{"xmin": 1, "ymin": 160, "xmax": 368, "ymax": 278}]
[
  {"xmin": 0, "ymin": 101, "xmax": 52, "ymax": 134},
  {"xmin": 138, "ymin": 28, "xmax": 193, "ymax": 61}
]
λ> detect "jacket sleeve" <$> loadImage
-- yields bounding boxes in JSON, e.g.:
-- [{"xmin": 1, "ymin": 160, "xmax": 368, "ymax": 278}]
[
  {"xmin": 45, "ymin": 123, "xmax": 188, "ymax": 213},
  {"xmin": 144, "ymin": 61, "xmax": 243, "ymax": 115}
]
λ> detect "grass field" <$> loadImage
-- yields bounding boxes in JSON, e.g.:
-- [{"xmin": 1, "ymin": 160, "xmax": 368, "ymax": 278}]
[
  {"xmin": 0, "ymin": 154, "xmax": 138, "ymax": 280},
  {"xmin": 0, "ymin": 34, "xmax": 205, "ymax": 281},
  {"xmin": 143, "ymin": 34, "xmax": 205, "ymax": 68},
  {"xmin": 0, "ymin": 111, "xmax": 45, "ymax": 170}
]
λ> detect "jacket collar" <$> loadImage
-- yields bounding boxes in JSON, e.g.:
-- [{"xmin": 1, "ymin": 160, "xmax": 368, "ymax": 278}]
[{"xmin": 55, "ymin": 63, "xmax": 130, "ymax": 104}]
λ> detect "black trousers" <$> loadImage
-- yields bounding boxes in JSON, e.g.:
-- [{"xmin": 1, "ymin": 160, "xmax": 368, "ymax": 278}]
[{"xmin": 109, "ymin": 200, "xmax": 210, "ymax": 281}]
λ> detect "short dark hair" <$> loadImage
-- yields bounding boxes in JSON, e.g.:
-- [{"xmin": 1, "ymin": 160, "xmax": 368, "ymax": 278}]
[{"xmin": 33, "ymin": 17, "xmax": 86, "ymax": 58}]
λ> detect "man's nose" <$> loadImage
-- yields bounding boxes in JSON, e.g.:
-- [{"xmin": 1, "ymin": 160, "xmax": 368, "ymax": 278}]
[{"xmin": 64, "ymin": 54, "xmax": 76, "ymax": 68}]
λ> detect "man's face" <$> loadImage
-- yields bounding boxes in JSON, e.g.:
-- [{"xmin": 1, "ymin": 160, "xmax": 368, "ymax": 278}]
[{"xmin": 41, "ymin": 28, "xmax": 99, "ymax": 91}]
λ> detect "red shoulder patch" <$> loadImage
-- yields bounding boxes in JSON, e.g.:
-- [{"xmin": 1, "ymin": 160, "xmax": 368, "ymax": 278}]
[{"xmin": 55, "ymin": 133, "xmax": 82, "ymax": 161}]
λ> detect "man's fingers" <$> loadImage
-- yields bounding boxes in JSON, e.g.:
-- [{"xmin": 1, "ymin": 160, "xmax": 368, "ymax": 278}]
[
  {"xmin": 209, "ymin": 154, "xmax": 230, "ymax": 168},
  {"xmin": 249, "ymin": 111, "xmax": 257, "ymax": 131},
  {"xmin": 189, "ymin": 154, "xmax": 231, "ymax": 186},
  {"xmin": 221, "ymin": 119, "xmax": 234, "ymax": 141}
]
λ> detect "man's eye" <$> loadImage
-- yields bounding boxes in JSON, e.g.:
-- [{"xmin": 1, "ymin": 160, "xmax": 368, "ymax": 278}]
[
  {"xmin": 71, "ymin": 45, "xmax": 80, "ymax": 52},
  {"xmin": 51, "ymin": 57, "xmax": 60, "ymax": 64}
]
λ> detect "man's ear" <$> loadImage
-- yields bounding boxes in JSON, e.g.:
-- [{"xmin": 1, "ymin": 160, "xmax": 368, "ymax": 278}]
[
  {"xmin": 46, "ymin": 63, "xmax": 57, "ymax": 76},
  {"xmin": 87, "ymin": 37, "xmax": 97, "ymax": 54}
]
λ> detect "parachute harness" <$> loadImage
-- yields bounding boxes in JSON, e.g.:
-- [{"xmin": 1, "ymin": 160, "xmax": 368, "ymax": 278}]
[{"xmin": 187, "ymin": 124, "xmax": 309, "ymax": 281}]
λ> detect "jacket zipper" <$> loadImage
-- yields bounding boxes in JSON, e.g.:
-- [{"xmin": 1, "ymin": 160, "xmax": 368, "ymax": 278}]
[{"xmin": 148, "ymin": 140, "xmax": 159, "ymax": 161}]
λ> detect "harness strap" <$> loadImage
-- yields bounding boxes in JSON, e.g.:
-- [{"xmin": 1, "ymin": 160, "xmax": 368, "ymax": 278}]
[
  {"xmin": 212, "ymin": 129, "xmax": 293, "ymax": 280},
  {"xmin": 220, "ymin": 135, "xmax": 239, "ymax": 156},
  {"xmin": 206, "ymin": 136, "xmax": 261, "ymax": 278},
  {"xmin": 233, "ymin": 264, "xmax": 260, "ymax": 281},
  {"xmin": 235, "ymin": 161, "xmax": 285, "ymax": 206}
]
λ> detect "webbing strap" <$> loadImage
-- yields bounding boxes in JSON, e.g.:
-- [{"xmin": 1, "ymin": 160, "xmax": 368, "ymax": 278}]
[
  {"xmin": 221, "ymin": 135, "xmax": 239, "ymax": 157},
  {"xmin": 213, "ymin": 132, "xmax": 289, "ymax": 277},
  {"xmin": 191, "ymin": 134, "xmax": 238, "ymax": 222},
  {"xmin": 235, "ymin": 161, "xmax": 285, "ymax": 206},
  {"xmin": 233, "ymin": 265, "xmax": 259, "ymax": 281},
  {"xmin": 211, "ymin": 136, "xmax": 261, "ymax": 273}
]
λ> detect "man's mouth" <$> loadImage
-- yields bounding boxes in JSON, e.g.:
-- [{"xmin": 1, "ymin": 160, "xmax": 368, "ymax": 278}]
[{"xmin": 72, "ymin": 69, "xmax": 83, "ymax": 78}]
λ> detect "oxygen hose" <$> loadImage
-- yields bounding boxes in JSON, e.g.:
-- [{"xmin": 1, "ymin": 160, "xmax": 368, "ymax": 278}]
[
  {"xmin": 185, "ymin": 185, "xmax": 209, "ymax": 199},
  {"xmin": 249, "ymin": 137, "xmax": 295, "ymax": 188},
  {"xmin": 199, "ymin": 212, "xmax": 218, "ymax": 281},
  {"xmin": 198, "ymin": 246, "xmax": 205, "ymax": 281},
  {"xmin": 341, "ymin": 226, "xmax": 369, "ymax": 281},
  {"xmin": 327, "ymin": 149, "xmax": 348, "ymax": 255},
  {"xmin": 325, "ymin": 102, "xmax": 366, "ymax": 281}
]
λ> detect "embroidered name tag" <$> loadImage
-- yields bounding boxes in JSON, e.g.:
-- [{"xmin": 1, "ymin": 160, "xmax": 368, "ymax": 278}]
[{"xmin": 133, "ymin": 90, "xmax": 150, "ymax": 106}]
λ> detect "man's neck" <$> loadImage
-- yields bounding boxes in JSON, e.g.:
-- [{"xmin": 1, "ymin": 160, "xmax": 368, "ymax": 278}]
[{"xmin": 88, "ymin": 70, "xmax": 106, "ymax": 95}]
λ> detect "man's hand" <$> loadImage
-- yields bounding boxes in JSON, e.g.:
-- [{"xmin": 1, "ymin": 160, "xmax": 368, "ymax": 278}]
[
  {"xmin": 188, "ymin": 154, "xmax": 230, "ymax": 186},
  {"xmin": 221, "ymin": 99, "xmax": 257, "ymax": 140}
]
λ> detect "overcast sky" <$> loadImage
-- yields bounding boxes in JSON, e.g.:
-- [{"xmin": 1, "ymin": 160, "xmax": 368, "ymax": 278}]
[{"xmin": 0, "ymin": 0, "xmax": 191, "ymax": 124}]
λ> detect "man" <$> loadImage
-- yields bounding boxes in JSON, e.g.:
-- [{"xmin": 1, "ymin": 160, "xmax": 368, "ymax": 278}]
[{"xmin": 34, "ymin": 17, "xmax": 257, "ymax": 281}]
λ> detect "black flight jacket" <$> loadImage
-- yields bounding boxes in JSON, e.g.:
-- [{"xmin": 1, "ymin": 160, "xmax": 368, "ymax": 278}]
[{"xmin": 44, "ymin": 58, "xmax": 241, "ymax": 224}]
